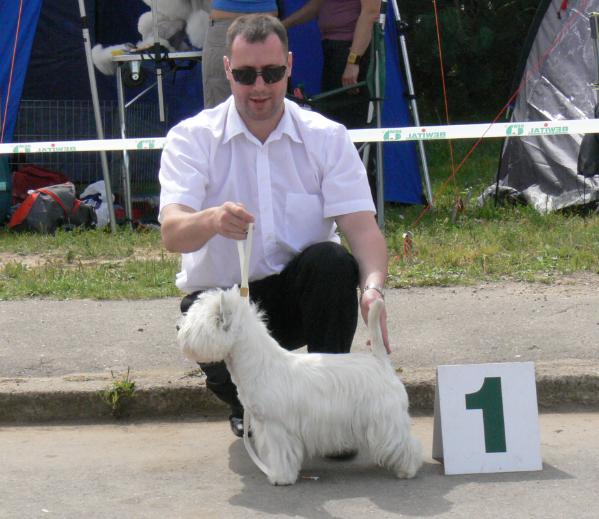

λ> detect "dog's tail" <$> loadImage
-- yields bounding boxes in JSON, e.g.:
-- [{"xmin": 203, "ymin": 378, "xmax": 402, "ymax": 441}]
[{"xmin": 368, "ymin": 298, "xmax": 387, "ymax": 360}]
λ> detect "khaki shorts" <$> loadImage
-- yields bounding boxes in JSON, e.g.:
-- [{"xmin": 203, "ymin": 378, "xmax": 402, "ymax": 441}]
[{"xmin": 201, "ymin": 19, "xmax": 234, "ymax": 108}]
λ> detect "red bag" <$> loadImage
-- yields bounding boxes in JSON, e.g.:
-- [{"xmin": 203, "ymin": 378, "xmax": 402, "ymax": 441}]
[
  {"xmin": 8, "ymin": 182, "xmax": 96, "ymax": 233},
  {"xmin": 12, "ymin": 165, "xmax": 70, "ymax": 204}
]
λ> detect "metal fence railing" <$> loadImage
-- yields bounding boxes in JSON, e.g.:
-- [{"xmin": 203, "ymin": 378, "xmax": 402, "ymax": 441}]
[{"xmin": 10, "ymin": 99, "xmax": 163, "ymax": 197}]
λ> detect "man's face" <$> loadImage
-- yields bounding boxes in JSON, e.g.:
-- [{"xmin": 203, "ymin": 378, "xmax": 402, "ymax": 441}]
[{"xmin": 225, "ymin": 33, "xmax": 292, "ymax": 132}]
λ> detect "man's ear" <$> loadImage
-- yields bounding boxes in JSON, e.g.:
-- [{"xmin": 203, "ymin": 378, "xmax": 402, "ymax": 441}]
[
  {"xmin": 219, "ymin": 291, "xmax": 232, "ymax": 332},
  {"xmin": 287, "ymin": 51, "xmax": 293, "ymax": 77},
  {"xmin": 224, "ymin": 56, "xmax": 232, "ymax": 80}
]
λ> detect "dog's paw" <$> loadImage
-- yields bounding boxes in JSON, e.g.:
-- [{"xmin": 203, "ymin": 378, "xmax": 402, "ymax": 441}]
[
  {"xmin": 395, "ymin": 467, "xmax": 418, "ymax": 479},
  {"xmin": 393, "ymin": 437, "xmax": 422, "ymax": 479},
  {"xmin": 267, "ymin": 468, "xmax": 299, "ymax": 486},
  {"xmin": 268, "ymin": 475, "xmax": 297, "ymax": 486}
]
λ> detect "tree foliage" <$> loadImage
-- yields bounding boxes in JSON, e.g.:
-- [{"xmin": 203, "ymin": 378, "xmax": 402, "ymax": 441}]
[{"xmin": 397, "ymin": 0, "xmax": 542, "ymax": 122}]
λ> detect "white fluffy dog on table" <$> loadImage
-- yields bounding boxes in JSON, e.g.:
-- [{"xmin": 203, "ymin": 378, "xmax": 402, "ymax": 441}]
[{"xmin": 178, "ymin": 286, "xmax": 422, "ymax": 485}]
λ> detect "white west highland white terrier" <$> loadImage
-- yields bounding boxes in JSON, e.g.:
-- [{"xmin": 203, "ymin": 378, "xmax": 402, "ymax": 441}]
[{"xmin": 178, "ymin": 286, "xmax": 422, "ymax": 485}]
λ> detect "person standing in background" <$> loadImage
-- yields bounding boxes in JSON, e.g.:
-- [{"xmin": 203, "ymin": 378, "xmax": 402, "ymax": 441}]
[
  {"xmin": 282, "ymin": 0, "xmax": 381, "ymax": 129},
  {"xmin": 202, "ymin": 0, "xmax": 279, "ymax": 108}
]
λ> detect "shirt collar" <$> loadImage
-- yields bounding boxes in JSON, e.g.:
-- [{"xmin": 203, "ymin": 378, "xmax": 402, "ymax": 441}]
[{"xmin": 222, "ymin": 97, "xmax": 302, "ymax": 145}]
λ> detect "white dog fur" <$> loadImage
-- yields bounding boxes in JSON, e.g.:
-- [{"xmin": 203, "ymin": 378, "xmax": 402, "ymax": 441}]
[{"xmin": 178, "ymin": 287, "xmax": 422, "ymax": 485}]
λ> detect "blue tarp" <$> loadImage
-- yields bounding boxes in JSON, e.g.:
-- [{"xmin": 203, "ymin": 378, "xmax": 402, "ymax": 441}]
[
  {"xmin": 380, "ymin": 8, "xmax": 423, "ymax": 204},
  {"xmin": 6, "ymin": 0, "xmax": 424, "ymax": 203},
  {"xmin": 0, "ymin": 0, "xmax": 43, "ymax": 143}
]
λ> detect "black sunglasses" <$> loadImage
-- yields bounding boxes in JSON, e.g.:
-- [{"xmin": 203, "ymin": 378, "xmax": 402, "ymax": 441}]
[{"xmin": 230, "ymin": 65, "xmax": 287, "ymax": 85}]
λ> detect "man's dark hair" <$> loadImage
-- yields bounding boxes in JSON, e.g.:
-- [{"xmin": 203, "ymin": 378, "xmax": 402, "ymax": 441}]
[{"xmin": 226, "ymin": 14, "xmax": 288, "ymax": 57}]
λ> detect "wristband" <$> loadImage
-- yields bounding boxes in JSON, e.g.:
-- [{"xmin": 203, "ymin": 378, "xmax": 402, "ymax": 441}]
[{"xmin": 360, "ymin": 285, "xmax": 385, "ymax": 300}]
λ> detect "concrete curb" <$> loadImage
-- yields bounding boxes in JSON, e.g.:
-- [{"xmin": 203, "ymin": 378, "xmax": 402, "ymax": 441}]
[
  {"xmin": 1, "ymin": 361, "xmax": 598, "ymax": 423},
  {"xmin": 0, "ymin": 370, "xmax": 224, "ymax": 423}
]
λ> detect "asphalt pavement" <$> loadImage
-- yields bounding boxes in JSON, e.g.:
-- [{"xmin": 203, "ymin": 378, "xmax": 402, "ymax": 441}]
[
  {"xmin": 2, "ymin": 278, "xmax": 599, "ymax": 518},
  {"xmin": 2, "ymin": 413, "xmax": 599, "ymax": 518},
  {"xmin": 1, "ymin": 277, "xmax": 599, "ymax": 422}
]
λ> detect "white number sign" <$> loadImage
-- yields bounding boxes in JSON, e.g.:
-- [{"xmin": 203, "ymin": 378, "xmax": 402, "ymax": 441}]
[{"xmin": 432, "ymin": 362, "xmax": 542, "ymax": 475}]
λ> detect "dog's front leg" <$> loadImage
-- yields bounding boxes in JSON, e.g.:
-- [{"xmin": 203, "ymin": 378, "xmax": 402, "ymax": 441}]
[{"xmin": 254, "ymin": 422, "xmax": 303, "ymax": 486}]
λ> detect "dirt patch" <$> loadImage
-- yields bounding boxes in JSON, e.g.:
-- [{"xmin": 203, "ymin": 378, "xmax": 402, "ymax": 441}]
[
  {"xmin": 0, "ymin": 252, "xmax": 50, "ymax": 268},
  {"xmin": 0, "ymin": 250, "xmax": 178, "ymax": 269}
]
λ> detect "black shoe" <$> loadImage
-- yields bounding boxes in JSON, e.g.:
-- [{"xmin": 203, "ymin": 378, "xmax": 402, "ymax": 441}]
[
  {"xmin": 325, "ymin": 450, "xmax": 358, "ymax": 461},
  {"xmin": 229, "ymin": 414, "xmax": 244, "ymax": 438}
]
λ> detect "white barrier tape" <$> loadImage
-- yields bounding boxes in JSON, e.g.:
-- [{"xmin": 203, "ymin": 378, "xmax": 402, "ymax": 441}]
[
  {"xmin": 349, "ymin": 118, "xmax": 599, "ymax": 143},
  {"xmin": 0, "ymin": 137, "xmax": 166, "ymax": 155},
  {"xmin": 2, "ymin": 119, "xmax": 599, "ymax": 154}
]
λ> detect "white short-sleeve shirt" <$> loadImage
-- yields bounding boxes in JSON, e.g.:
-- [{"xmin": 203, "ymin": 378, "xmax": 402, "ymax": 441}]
[{"xmin": 159, "ymin": 97, "xmax": 375, "ymax": 292}]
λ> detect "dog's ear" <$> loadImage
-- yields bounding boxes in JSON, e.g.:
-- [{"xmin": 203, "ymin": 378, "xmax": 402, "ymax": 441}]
[{"xmin": 219, "ymin": 291, "xmax": 233, "ymax": 332}]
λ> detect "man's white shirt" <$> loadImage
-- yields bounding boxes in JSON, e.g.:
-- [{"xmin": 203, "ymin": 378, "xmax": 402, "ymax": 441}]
[{"xmin": 159, "ymin": 96, "xmax": 375, "ymax": 292}]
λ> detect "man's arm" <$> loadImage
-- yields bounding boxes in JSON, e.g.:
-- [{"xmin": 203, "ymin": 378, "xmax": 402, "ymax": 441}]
[
  {"xmin": 343, "ymin": 0, "xmax": 382, "ymax": 87},
  {"xmin": 336, "ymin": 210, "xmax": 390, "ymax": 352},
  {"xmin": 281, "ymin": 0, "xmax": 324, "ymax": 29},
  {"xmin": 160, "ymin": 202, "xmax": 254, "ymax": 253}
]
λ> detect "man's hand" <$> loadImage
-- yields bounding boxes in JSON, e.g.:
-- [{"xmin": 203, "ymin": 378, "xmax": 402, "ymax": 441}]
[
  {"xmin": 213, "ymin": 202, "xmax": 255, "ymax": 240},
  {"xmin": 336, "ymin": 211, "xmax": 389, "ymax": 353},
  {"xmin": 160, "ymin": 202, "xmax": 255, "ymax": 253},
  {"xmin": 361, "ymin": 289, "xmax": 390, "ymax": 353}
]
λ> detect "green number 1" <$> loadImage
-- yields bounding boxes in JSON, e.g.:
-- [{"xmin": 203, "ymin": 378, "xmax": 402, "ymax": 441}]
[{"xmin": 465, "ymin": 377, "xmax": 507, "ymax": 453}]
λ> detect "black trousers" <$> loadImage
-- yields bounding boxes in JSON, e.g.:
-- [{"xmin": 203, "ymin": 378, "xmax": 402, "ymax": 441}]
[
  {"xmin": 180, "ymin": 241, "xmax": 360, "ymax": 416},
  {"xmin": 318, "ymin": 39, "xmax": 371, "ymax": 130},
  {"xmin": 317, "ymin": 39, "xmax": 377, "ymax": 201}
]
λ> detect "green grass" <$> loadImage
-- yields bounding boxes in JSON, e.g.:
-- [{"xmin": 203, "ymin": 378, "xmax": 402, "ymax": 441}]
[
  {"xmin": 384, "ymin": 138, "xmax": 599, "ymax": 285},
  {"xmin": 0, "ymin": 224, "xmax": 160, "ymax": 258},
  {"xmin": 101, "ymin": 368, "xmax": 136, "ymax": 419},
  {"xmin": 386, "ymin": 204, "xmax": 599, "ymax": 286},
  {"xmin": 0, "ymin": 227, "xmax": 181, "ymax": 300},
  {"xmin": 1, "ymin": 137, "xmax": 598, "ymax": 300}
]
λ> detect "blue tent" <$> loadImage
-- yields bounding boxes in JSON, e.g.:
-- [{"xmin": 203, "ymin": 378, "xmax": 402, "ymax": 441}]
[
  {"xmin": 0, "ymin": 0, "xmax": 43, "ymax": 143},
  {"xmin": 1, "ymin": 0, "xmax": 424, "ymax": 204},
  {"xmin": 0, "ymin": 0, "xmax": 43, "ymax": 221}
]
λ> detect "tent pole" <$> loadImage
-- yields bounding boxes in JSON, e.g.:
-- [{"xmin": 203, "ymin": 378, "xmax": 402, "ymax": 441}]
[
  {"xmin": 116, "ymin": 65, "xmax": 133, "ymax": 225},
  {"xmin": 151, "ymin": 0, "xmax": 166, "ymax": 122},
  {"xmin": 77, "ymin": 0, "xmax": 117, "ymax": 232},
  {"xmin": 374, "ymin": 10, "xmax": 385, "ymax": 229},
  {"xmin": 388, "ymin": 0, "xmax": 434, "ymax": 207},
  {"xmin": 590, "ymin": 13, "xmax": 599, "ymax": 103}
]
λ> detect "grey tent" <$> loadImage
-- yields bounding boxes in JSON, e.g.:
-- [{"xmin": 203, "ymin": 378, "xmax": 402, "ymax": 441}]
[{"xmin": 487, "ymin": 0, "xmax": 599, "ymax": 212}]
